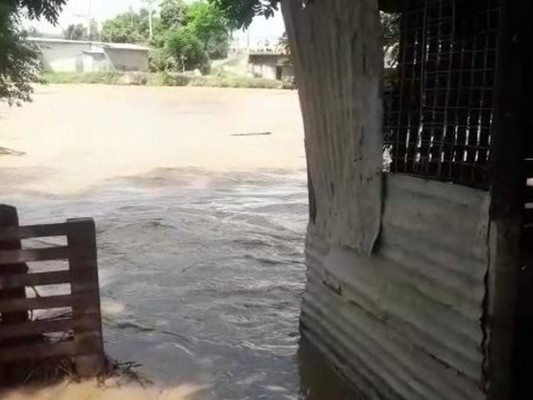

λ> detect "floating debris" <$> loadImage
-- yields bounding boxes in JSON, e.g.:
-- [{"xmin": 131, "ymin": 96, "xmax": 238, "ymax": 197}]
[
  {"xmin": 0, "ymin": 147, "xmax": 25, "ymax": 156},
  {"xmin": 230, "ymin": 132, "xmax": 272, "ymax": 137}
]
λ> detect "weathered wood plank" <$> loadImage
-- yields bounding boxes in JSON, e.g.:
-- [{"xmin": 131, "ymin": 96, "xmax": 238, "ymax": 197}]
[
  {"xmin": 0, "ymin": 271, "xmax": 71, "ymax": 290},
  {"xmin": 524, "ymin": 159, "xmax": 533, "ymax": 178},
  {"xmin": 67, "ymin": 218, "xmax": 104, "ymax": 376},
  {"xmin": 0, "ymin": 341, "xmax": 75, "ymax": 362},
  {"xmin": 524, "ymin": 185, "xmax": 533, "ymax": 203},
  {"xmin": 0, "ymin": 205, "xmax": 29, "ymax": 325},
  {"xmin": 0, "ymin": 223, "xmax": 67, "ymax": 242},
  {"xmin": 75, "ymin": 331, "xmax": 104, "ymax": 355},
  {"xmin": 0, "ymin": 246, "xmax": 70, "ymax": 265},
  {"xmin": 0, "ymin": 294, "xmax": 73, "ymax": 313},
  {"xmin": 0, "ymin": 315, "xmax": 100, "ymax": 340}
]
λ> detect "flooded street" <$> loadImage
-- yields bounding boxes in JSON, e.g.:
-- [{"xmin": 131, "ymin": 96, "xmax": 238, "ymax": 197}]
[{"xmin": 0, "ymin": 86, "xmax": 352, "ymax": 399}]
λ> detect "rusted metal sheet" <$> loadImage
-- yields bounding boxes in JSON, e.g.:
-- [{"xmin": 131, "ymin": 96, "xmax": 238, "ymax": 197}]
[
  {"xmin": 301, "ymin": 175, "xmax": 490, "ymax": 400},
  {"xmin": 0, "ymin": 214, "xmax": 104, "ymax": 378}
]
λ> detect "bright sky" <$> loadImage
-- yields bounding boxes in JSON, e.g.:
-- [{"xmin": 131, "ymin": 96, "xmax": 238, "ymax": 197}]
[{"xmin": 28, "ymin": 0, "xmax": 286, "ymax": 44}]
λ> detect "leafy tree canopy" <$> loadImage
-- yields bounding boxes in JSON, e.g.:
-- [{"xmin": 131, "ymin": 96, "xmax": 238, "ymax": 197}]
[
  {"xmin": 209, "ymin": 0, "xmax": 400, "ymax": 28},
  {"xmin": 186, "ymin": 2, "xmax": 230, "ymax": 58},
  {"xmin": 159, "ymin": 0, "xmax": 188, "ymax": 30},
  {"xmin": 101, "ymin": 9, "xmax": 151, "ymax": 44},
  {"xmin": 161, "ymin": 26, "xmax": 209, "ymax": 72},
  {"xmin": 209, "ymin": 0, "xmax": 278, "ymax": 29},
  {"xmin": 0, "ymin": 0, "xmax": 66, "ymax": 105},
  {"xmin": 64, "ymin": 23, "xmax": 87, "ymax": 41},
  {"xmin": 9, "ymin": 0, "xmax": 66, "ymax": 22}
]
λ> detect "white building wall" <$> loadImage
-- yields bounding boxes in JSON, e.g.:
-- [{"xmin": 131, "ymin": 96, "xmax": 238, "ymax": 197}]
[
  {"xmin": 250, "ymin": 62, "xmax": 277, "ymax": 80},
  {"xmin": 31, "ymin": 39, "xmax": 149, "ymax": 73},
  {"xmin": 37, "ymin": 41, "xmax": 92, "ymax": 72},
  {"xmin": 82, "ymin": 53, "xmax": 109, "ymax": 73},
  {"xmin": 104, "ymin": 48, "xmax": 149, "ymax": 72}
]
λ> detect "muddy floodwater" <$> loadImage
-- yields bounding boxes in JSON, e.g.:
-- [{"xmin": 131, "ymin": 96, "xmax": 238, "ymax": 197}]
[{"xmin": 0, "ymin": 86, "xmax": 353, "ymax": 399}]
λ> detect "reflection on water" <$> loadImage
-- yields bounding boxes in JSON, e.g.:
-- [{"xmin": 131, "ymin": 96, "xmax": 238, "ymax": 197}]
[{"xmin": 1, "ymin": 168, "xmax": 353, "ymax": 399}]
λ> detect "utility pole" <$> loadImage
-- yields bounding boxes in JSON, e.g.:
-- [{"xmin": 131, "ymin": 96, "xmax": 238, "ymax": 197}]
[
  {"xmin": 142, "ymin": 0, "xmax": 155, "ymax": 40},
  {"xmin": 87, "ymin": 0, "xmax": 92, "ymax": 39}
]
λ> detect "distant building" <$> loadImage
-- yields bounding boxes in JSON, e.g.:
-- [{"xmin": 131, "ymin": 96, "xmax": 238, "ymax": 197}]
[
  {"xmin": 247, "ymin": 52, "xmax": 293, "ymax": 81},
  {"xmin": 28, "ymin": 38, "xmax": 150, "ymax": 73}
]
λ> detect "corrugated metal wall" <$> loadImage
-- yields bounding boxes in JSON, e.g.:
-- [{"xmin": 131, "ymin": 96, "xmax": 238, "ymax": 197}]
[{"xmin": 301, "ymin": 174, "xmax": 491, "ymax": 400}]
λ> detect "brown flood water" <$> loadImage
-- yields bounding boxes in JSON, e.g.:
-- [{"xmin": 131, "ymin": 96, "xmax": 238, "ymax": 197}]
[{"xmin": 0, "ymin": 86, "xmax": 354, "ymax": 399}]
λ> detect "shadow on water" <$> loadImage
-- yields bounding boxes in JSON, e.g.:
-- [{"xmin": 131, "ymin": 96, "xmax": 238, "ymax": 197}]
[{"xmin": 297, "ymin": 337, "xmax": 358, "ymax": 400}]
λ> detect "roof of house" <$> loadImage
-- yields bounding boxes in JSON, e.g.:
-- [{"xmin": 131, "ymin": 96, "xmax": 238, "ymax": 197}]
[
  {"xmin": 27, "ymin": 37, "xmax": 150, "ymax": 51},
  {"xmin": 99, "ymin": 42, "xmax": 151, "ymax": 51}
]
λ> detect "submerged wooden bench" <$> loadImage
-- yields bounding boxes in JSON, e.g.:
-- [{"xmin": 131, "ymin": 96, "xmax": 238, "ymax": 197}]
[{"xmin": 0, "ymin": 206, "xmax": 104, "ymax": 377}]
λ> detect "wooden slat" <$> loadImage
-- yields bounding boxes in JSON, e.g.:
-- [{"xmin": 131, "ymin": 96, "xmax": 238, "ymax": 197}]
[
  {"xmin": 0, "ymin": 314, "xmax": 100, "ymax": 340},
  {"xmin": 0, "ymin": 293, "xmax": 99, "ymax": 314},
  {"xmin": 75, "ymin": 331, "xmax": 104, "ymax": 355},
  {"xmin": 0, "ymin": 246, "xmax": 70, "ymax": 265},
  {"xmin": 524, "ymin": 158, "xmax": 533, "ymax": 175},
  {"xmin": 525, "ymin": 185, "xmax": 533, "ymax": 202},
  {"xmin": 68, "ymin": 218, "xmax": 104, "ymax": 377},
  {"xmin": 0, "ymin": 205, "xmax": 29, "ymax": 326},
  {"xmin": 0, "ymin": 223, "xmax": 67, "ymax": 242},
  {"xmin": 0, "ymin": 341, "xmax": 75, "ymax": 362},
  {"xmin": 0, "ymin": 319, "xmax": 74, "ymax": 340},
  {"xmin": 524, "ymin": 208, "xmax": 533, "ymax": 225},
  {"xmin": 0, "ymin": 271, "xmax": 71, "ymax": 290},
  {"xmin": 0, "ymin": 294, "xmax": 73, "ymax": 313}
]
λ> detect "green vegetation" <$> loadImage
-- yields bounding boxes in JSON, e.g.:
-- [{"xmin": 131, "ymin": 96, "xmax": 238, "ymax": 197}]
[
  {"xmin": 102, "ymin": 0, "xmax": 231, "ymax": 73},
  {"xmin": 209, "ymin": 0, "xmax": 278, "ymax": 29},
  {"xmin": 0, "ymin": 0, "xmax": 66, "ymax": 105},
  {"xmin": 101, "ymin": 9, "xmax": 151, "ymax": 43},
  {"xmin": 381, "ymin": 11, "xmax": 400, "ymax": 68},
  {"xmin": 151, "ymin": 26, "xmax": 209, "ymax": 72},
  {"xmin": 42, "ymin": 71, "xmax": 285, "ymax": 90},
  {"xmin": 63, "ymin": 23, "xmax": 87, "ymax": 40},
  {"xmin": 209, "ymin": 0, "xmax": 400, "ymax": 28},
  {"xmin": 42, "ymin": 72, "xmax": 122, "ymax": 85}
]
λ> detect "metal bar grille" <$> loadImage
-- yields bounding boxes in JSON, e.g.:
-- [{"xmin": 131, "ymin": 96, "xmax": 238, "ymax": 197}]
[{"xmin": 384, "ymin": 0, "xmax": 500, "ymax": 188}]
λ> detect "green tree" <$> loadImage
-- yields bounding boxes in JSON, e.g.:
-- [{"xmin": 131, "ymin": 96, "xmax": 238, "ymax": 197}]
[
  {"xmin": 381, "ymin": 11, "xmax": 399, "ymax": 68},
  {"xmin": 0, "ymin": 0, "xmax": 66, "ymax": 105},
  {"xmin": 149, "ymin": 0, "xmax": 230, "ymax": 71},
  {"xmin": 64, "ymin": 23, "xmax": 87, "ymax": 40},
  {"xmin": 159, "ymin": 0, "xmax": 188, "ymax": 30},
  {"xmin": 89, "ymin": 18, "xmax": 100, "ymax": 41},
  {"xmin": 277, "ymin": 31, "xmax": 289, "ymax": 54},
  {"xmin": 186, "ymin": 1, "xmax": 230, "ymax": 59},
  {"xmin": 209, "ymin": 0, "xmax": 278, "ymax": 29},
  {"xmin": 101, "ymin": 9, "xmax": 151, "ymax": 43},
  {"xmin": 158, "ymin": 26, "xmax": 209, "ymax": 72}
]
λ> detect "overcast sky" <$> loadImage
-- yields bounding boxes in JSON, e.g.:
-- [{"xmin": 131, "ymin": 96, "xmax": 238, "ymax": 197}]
[{"xmin": 28, "ymin": 0, "xmax": 285, "ymax": 43}]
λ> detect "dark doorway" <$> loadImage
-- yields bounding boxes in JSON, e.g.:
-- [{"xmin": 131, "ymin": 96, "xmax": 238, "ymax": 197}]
[{"xmin": 276, "ymin": 66, "xmax": 283, "ymax": 80}]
